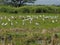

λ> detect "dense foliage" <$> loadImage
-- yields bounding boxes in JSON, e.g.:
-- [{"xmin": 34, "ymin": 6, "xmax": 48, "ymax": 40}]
[{"xmin": 0, "ymin": 5, "xmax": 60, "ymax": 13}]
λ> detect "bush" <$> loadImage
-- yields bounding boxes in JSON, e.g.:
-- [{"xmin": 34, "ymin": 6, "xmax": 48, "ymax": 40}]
[
  {"xmin": 0, "ymin": 7, "xmax": 8, "ymax": 12},
  {"xmin": 35, "ymin": 7, "xmax": 42, "ymax": 13},
  {"xmin": 0, "ymin": 5, "xmax": 60, "ymax": 13},
  {"xmin": 18, "ymin": 7, "xmax": 30, "ymax": 13}
]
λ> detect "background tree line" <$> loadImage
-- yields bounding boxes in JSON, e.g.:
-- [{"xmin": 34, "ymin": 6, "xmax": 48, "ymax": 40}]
[{"xmin": 0, "ymin": 0, "xmax": 36, "ymax": 7}]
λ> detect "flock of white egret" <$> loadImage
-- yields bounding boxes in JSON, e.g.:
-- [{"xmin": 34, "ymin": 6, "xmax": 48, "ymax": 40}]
[{"xmin": 0, "ymin": 15, "xmax": 59, "ymax": 27}]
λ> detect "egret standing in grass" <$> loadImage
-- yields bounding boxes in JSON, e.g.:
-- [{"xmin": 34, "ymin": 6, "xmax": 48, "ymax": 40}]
[
  {"xmin": 8, "ymin": 18, "xmax": 11, "ymax": 22},
  {"xmin": 4, "ymin": 23, "xmax": 8, "ymax": 26},
  {"xmin": 52, "ymin": 20, "xmax": 55, "ymax": 23},
  {"xmin": 22, "ymin": 20, "xmax": 25, "ymax": 25},
  {"xmin": 29, "ymin": 18, "xmax": 33, "ymax": 24},
  {"xmin": 35, "ymin": 22, "xmax": 39, "ymax": 26},
  {"xmin": 42, "ymin": 18, "xmax": 45, "ymax": 21},
  {"xmin": 55, "ymin": 19, "xmax": 58, "ymax": 22},
  {"xmin": 39, "ymin": 15, "xmax": 42, "ymax": 18},
  {"xmin": 10, "ymin": 22, "xmax": 13, "ymax": 26},
  {"xmin": 1, "ymin": 23, "xmax": 4, "ymax": 26}
]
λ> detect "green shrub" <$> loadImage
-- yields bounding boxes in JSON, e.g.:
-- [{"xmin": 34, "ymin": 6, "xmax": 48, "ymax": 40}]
[
  {"xmin": 18, "ymin": 6, "xmax": 30, "ymax": 13},
  {"xmin": 0, "ymin": 5, "xmax": 60, "ymax": 13},
  {"xmin": 0, "ymin": 7, "xmax": 7, "ymax": 12},
  {"xmin": 35, "ymin": 7, "xmax": 42, "ymax": 13}
]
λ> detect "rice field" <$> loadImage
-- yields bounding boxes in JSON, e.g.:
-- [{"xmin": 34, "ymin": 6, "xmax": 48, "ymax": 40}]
[{"xmin": 0, "ymin": 13, "xmax": 60, "ymax": 45}]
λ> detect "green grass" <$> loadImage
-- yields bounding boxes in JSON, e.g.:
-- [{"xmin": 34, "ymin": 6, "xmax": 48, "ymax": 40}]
[
  {"xmin": 0, "ymin": 13, "xmax": 60, "ymax": 45},
  {"xmin": 0, "ymin": 13, "xmax": 60, "ymax": 29}
]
